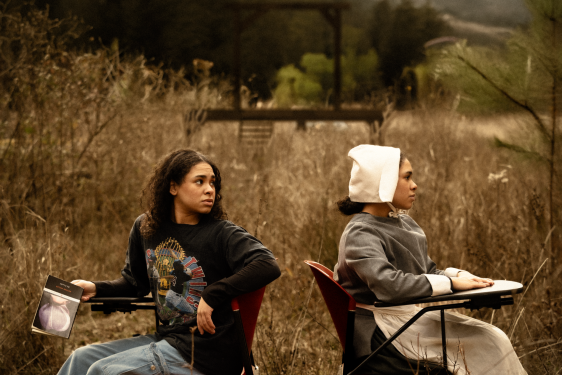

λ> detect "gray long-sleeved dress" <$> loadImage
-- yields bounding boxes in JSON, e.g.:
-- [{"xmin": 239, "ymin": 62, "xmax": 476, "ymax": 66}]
[
  {"xmin": 334, "ymin": 212, "xmax": 527, "ymax": 375},
  {"xmin": 333, "ymin": 212, "xmax": 452, "ymax": 359}
]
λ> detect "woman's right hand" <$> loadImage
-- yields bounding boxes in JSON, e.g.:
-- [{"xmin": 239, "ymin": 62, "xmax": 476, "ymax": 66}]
[
  {"xmin": 451, "ymin": 277, "xmax": 493, "ymax": 291},
  {"xmin": 71, "ymin": 280, "xmax": 97, "ymax": 301}
]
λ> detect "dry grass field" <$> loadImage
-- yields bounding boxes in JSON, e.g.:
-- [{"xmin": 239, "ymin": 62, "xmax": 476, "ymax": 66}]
[
  {"xmin": 1, "ymin": 7, "xmax": 561, "ymax": 375},
  {"xmin": 2, "ymin": 109, "xmax": 561, "ymax": 374}
]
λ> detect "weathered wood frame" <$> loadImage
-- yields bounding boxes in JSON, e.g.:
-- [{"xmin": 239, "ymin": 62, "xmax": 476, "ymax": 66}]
[{"xmin": 205, "ymin": 2, "xmax": 383, "ymax": 130}]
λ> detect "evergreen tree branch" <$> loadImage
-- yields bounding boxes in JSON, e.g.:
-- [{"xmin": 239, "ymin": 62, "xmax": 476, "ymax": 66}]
[{"xmin": 456, "ymin": 55, "xmax": 551, "ymax": 141}]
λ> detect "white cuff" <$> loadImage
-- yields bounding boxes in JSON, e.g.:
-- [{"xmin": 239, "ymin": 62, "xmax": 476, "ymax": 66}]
[
  {"xmin": 444, "ymin": 267, "xmax": 462, "ymax": 278},
  {"xmin": 423, "ymin": 274, "xmax": 452, "ymax": 296}
]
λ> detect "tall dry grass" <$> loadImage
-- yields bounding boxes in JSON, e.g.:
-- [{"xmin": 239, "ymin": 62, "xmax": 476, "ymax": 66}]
[{"xmin": 1, "ymin": 5, "xmax": 561, "ymax": 375}]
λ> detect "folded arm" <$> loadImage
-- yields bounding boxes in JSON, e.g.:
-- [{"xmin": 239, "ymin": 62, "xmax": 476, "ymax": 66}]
[
  {"xmin": 197, "ymin": 257, "xmax": 280, "ymax": 335},
  {"xmin": 343, "ymin": 223, "xmax": 443, "ymax": 304}
]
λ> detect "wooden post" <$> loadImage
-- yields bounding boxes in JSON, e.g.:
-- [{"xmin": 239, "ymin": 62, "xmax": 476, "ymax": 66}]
[
  {"xmin": 233, "ymin": 8, "xmax": 242, "ymax": 111},
  {"xmin": 333, "ymin": 8, "xmax": 342, "ymax": 111},
  {"xmin": 225, "ymin": 3, "xmax": 353, "ymax": 125}
]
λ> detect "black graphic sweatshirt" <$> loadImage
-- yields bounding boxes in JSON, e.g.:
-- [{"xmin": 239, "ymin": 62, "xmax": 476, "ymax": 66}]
[{"xmin": 94, "ymin": 215, "xmax": 281, "ymax": 375}]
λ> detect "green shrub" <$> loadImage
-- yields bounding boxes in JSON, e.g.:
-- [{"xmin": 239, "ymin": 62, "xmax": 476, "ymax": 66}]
[
  {"xmin": 274, "ymin": 64, "xmax": 323, "ymax": 107},
  {"xmin": 274, "ymin": 49, "xmax": 380, "ymax": 106}
]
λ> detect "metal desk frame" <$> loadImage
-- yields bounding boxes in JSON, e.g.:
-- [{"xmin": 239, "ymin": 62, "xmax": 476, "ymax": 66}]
[
  {"xmin": 86, "ymin": 297, "xmax": 160, "ymax": 329},
  {"xmin": 348, "ymin": 281, "xmax": 523, "ymax": 375}
]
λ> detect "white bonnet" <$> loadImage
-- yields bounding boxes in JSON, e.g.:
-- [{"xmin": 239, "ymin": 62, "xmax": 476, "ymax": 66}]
[{"xmin": 348, "ymin": 145, "xmax": 401, "ymax": 203}]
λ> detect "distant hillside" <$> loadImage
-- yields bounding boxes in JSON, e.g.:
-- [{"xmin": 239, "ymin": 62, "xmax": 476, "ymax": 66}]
[
  {"xmin": 367, "ymin": 0, "xmax": 531, "ymax": 27},
  {"xmin": 434, "ymin": 0, "xmax": 530, "ymax": 45},
  {"xmin": 356, "ymin": 0, "xmax": 531, "ymax": 46},
  {"xmin": 431, "ymin": 0, "xmax": 530, "ymax": 28},
  {"xmin": 442, "ymin": 14, "xmax": 515, "ymax": 46}
]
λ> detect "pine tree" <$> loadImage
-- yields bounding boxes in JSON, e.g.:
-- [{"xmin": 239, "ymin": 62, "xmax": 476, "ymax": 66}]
[{"xmin": 433, "ymin": 0, "xmax": 562, "ymax": 265}]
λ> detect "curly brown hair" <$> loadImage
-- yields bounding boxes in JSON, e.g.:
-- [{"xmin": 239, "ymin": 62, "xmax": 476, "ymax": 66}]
[{"xmin": 140, "ymin": 149, "xmax": 227, "ymax": 238}]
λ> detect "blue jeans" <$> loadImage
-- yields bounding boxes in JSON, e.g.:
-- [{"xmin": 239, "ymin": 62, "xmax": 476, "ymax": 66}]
[{"xmin": 58, "ymin": 334, "xmax": 205, "ymax": 375}]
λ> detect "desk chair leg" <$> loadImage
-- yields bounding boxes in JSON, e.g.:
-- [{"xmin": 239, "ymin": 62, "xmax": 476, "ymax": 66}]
[
  {"xmin": 233, "ymin": 309, "xmax": 254, "ymax": 375},
  {"xmin": 342, "ymin": 310, "xmax": 356, "ymax": 375},
  {"xmin": 441, "ymin": 309, "xmax": 447, "ymax": 370}
]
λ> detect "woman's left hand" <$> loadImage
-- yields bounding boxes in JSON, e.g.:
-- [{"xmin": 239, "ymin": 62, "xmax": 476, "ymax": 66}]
[
  {"xmin": 458, "ymin": 271, "xmax": 494, "ymax": 286},
  {"xmin": 470, "ymin": 276, "xmax": 494, "ymax": 286},
  {"xmin": 197, "ymin": 298, "xmax": 216, "ymax": 335},
  {"xmin": 451, "ymin": 277, "xmax": 494, "ymax": 291},
  {"xmin": 71, "ymin": 279, "xmax": 97, "ymax": 301}
]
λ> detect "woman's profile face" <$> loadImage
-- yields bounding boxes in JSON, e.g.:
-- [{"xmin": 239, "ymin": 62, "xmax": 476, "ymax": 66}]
[{"xmin": 392, "ymin": 159, "xmax": 417, "ymax": 210}]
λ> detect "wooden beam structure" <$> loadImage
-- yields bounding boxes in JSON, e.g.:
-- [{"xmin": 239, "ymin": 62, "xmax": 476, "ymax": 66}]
[
  {"xmin": 207, "ymin": 109, "xmax": 383, "ymax": 122},
  {"xmin": 228, "ymin": 2, "xmax": 349, "ymax": 111},
  {"xmin": 205, "ymin": 2, "xmax": 383, "ymax": 132}
]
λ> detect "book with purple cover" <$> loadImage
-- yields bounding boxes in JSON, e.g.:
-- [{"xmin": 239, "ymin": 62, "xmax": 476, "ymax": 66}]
[{"xmin": 31, "ymin": 275, "xmax": 83, "ymax": 339}]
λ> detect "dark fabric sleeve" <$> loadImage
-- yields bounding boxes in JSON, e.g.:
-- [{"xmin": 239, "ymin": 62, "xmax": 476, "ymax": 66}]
[
  {"xmin": 89, "ymin": 216, "xmax": 150, "ymax": 298},
  {"xmin": 93, "ymin": 277, "xmax": 138, "ymax": 297},
  {"xmin": 119, "ymin": 216, "xmax": 151, "ymax": 297},
  {"xmin": 202, "ymin": 258, "xmax": 281, "ymax": 309},
  {"xmin": 220, "ymin": 222, "xmax": 276, "ymax": 271}
]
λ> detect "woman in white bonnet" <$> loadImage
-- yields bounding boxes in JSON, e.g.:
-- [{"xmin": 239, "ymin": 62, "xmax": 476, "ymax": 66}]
[{"xmin": 333, "ymin": 145, "xmax": 526, "ymax": 375}]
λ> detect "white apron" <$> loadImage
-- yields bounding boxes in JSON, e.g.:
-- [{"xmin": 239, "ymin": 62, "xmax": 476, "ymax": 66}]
[{"xmin": 356, "ymin": 303, "xmax": 527, "ymax": 375}]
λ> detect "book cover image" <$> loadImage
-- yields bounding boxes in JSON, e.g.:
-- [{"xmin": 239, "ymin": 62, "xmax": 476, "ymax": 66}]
[{"xmin": 31, "ymin": 275, "xmax": 83, "ymax": 339}]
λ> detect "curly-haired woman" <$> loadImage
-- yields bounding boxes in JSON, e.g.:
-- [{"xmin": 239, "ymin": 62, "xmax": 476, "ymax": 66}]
[
  {"xmin": 60, "ymin": 149, "xmax": 280, "ymax": 375},
  {"xmin": 334, "ymin": 145, "xmax": 526, "ymax": 375}
]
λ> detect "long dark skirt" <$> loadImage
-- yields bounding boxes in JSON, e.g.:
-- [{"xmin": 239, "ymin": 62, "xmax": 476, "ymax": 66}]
[{"xmin": 350, "ymin": 309, "xmax": 451, "ymax": 375}]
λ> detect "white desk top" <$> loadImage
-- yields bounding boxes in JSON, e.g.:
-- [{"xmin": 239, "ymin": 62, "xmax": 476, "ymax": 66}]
[{"xmin": 375, "ymin": 280, "xmax": 523, "ymax": 307}]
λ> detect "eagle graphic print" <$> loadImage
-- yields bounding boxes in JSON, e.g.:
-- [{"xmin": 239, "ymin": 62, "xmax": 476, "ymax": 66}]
[{"xmin": 145, "ymin": 238, "xmax": 206, "ymax": 325}]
